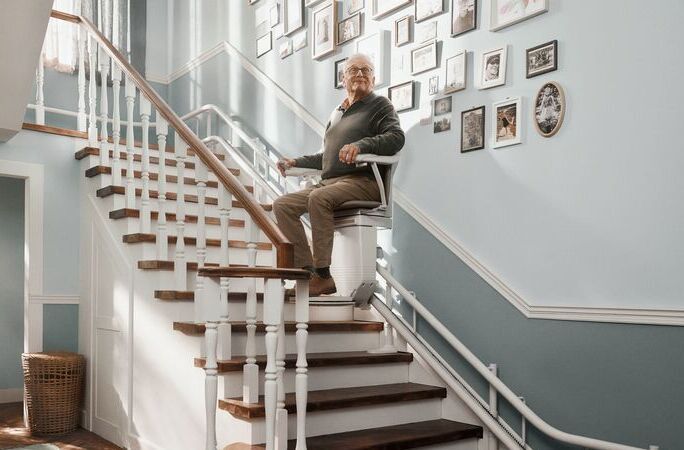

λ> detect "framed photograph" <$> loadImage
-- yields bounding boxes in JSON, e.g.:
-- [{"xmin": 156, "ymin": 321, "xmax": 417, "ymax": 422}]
[
  {"xmin": 346, "ymin": 0, "xmax": 365, "ymax": 15},
  {"xmin": 526, "ymin": 39, "xmax": 557, "ymax": 78},
  {"xmin": 284, "ymin": 0, "xmax": 305, "ymax": 35},
  {"xmin": 433, "ymin": 96, "xmax": 452, "ymax": 115},
  {"xmin": 372, "ymin": 0, "xmax": 412, "ymax": 20},
  {"xmin": 444, "ymin": 50, "xmax": 466, "ymax": 93},
  {"xmin": 255, "ymin": 3, "xmax": 271, "ymax": 37},
  {"xmin": 534, "ymin": 82, "xmax": 565, "ymax": 137},
  {"xmin": 416, "ymin": 20, "xmax": 437, "ymax": 43},
  {"xmin": 388, "ymin": 80, "xmax": 415, "ymax": 112},
  {"xmin": 411, "ymin": 40, "xmax": 438, "ymax": 75},
  {"xmin": 356, "ymin": 31, "xmax": 389, "ymax": 85},
  {"xmin": 415, "ymin": 0, "xmax": 443, "ymax": 22},
  {"xmin": 334, "ymin": 57, "xmax": 348, "ymax": 89},
  {"xmin": 394, "ymin": 15, "xmax": 411, "ymax": 46},
  {"xmin": 479, "ymin": 46, "xmax": 507, "ymax": 89},
  {"xmin": 461, "ymin": 105, "xmax": 485, "ymax": 152},
  {"xmin": 280, "ymin": 40, "xmax": 294, "ymax": 58},
  {"xmin": 451, "ymin": 0, "xmax": 476, "ymax": 36},
  {"xmin": 337, "ymin": 13, "xmax": 362, "ymax": 45},
  {"xmin": 293, "ymin": 32, "xmax": 307, "ymax": 51},
  {"xmin": 492, "ymin": 97, "xmax": 522, "ymax": 148},
  {"xmin": 428, "ymin": 75, "xmax": 439, "ymax": 95},
  {"xmin": 490, "ymin": 0, "xmax": 548, "ymax": 31},
  {"xmin": 256, "ymin": 32, "xmax": 272, "ymax": 57},
  {"xmin": 312, "ymin": 1, "xmax": 336, "ymax": 59},
  {"xmin": 433, "ymin": 96, "xmax": 452, "ymax": 133},
  {"xmin": 270, "ymin": 3, "xmax": 280, "ymax": 26}
]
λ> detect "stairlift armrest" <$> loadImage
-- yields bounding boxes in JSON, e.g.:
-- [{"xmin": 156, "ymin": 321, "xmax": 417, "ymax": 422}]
[
  {"xmin": 355, "ymin": 153, "xmax": 400, "ymax": 165},
  {"xmin": 285, "ymin": 167, "xmax": 323, "ymax": 177}
]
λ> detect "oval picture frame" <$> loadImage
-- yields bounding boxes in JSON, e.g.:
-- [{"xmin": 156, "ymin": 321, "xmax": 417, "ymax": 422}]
[{"xmin": 533, "ymin": 81, "xmax": 565, "ymax": 137}]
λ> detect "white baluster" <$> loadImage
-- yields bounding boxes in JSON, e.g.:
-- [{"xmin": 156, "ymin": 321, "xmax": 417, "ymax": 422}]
[
  {"xmin": 194, "ymin": 155, "xmax": 209, "ymax": 323},
  {"xmin": 275, "ymin": 302, "xmax": 287, "ymax": 450},
  {"xmin": 77, "ymin": 25, "xmax": 87, "ymax": 132},
  {"xmin": 139, "ymin": 95, "xmax": 151, "ymax": 233},
  {"xmin": 124, "ymin": 76, "xmax": 136, "ymax": 210},
  {"xmin": 243, "ymin": 217, "xmax": 259, "ymax": 404},
  {"xmin": 87, "ymin": 35, "xmax": 98, "ymax": 147},
  {"xmin": 203, "ymin": 319, "xmax": 218, "ymax": 450},
  {"xmin": 217, "ymin": 185, "xmax": 233, "ymax": 360},
  {"xmin": 156, "ymin": 115, "xmax": 169, "ymax": 260},
  {"xmin": 488, "ymin": 363, "xmax": 499, "ymax": 450},
  {"xmin": 35, "ymin": 52, "xmax": 45, "ymax": 125},
  {"xmin": 175, "ymin": 141, "xmax": 188, "ymax": 291},
  {"xmin": 99, "ymin": 50, "xmax": 110, "ymax": 167},
  {"xmin": 111, "ymin": 62, "xmax": 122, "ymax": 186},
  {"xmin": 264, "ymin": 278, "xmax": 284, "ymax": 450},
  {"xmin": 295, "ymin": 279, "xmax": 309, "ymax": 450}
]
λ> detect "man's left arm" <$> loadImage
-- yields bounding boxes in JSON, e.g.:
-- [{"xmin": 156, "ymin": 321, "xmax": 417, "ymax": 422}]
[{"xmin": 353, "ymin": 99, "xmax": 405, "ymax": 156}]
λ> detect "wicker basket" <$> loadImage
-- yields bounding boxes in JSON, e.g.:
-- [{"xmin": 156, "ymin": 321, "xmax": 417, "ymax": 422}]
[{"xmin": 22, "ymin": 352, "xmax": 85, "ymax": 435}]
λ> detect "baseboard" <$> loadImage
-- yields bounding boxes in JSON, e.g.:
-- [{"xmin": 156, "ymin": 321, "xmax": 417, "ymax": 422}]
[
  {"xmin": 127, "ymin": 432, "xmax": 167, "ymax": 450},
  {"xmin": 0, "ymin": 388, "xmax": 24, "ymax": 404}
]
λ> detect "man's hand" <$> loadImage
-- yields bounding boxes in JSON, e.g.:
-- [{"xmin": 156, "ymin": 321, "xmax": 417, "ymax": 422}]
[
  {"xmin": 338, "ymin": 144, "xmax": 360, "ymax": 165},
  {"xmin": 276, "ymin": 158, "xmax": 297, "ymax": 176}
]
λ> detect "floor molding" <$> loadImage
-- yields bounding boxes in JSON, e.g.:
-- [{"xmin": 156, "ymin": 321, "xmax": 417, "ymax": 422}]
[{"xmin": 0, "ymin": 388, "xmax": 24, "ymax": 404}]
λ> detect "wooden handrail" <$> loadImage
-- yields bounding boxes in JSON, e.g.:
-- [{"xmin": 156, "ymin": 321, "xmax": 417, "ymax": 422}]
[{"xmin": 50, "ymin": 10, "xmax": 294, "ymax": 267}]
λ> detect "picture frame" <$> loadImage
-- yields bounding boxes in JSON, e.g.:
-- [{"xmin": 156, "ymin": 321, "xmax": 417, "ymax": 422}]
[
  {"xmin": 305, "ymin": 0, "xmax": 325, "ymax": 6},
  {"xmin": 280, "ymin": 40, "xmax": 294, "ymax": 59},
  {"xmin": 415, "ymin": 0, "xmax": 443, "ymax": 23},
  {"xmin": 372, "ymin": 0, "xmax": 412, "ymax": 20},
  {"xmin": 490, "ymin": 0, "xmax": 548, "ymax": 31},
  {"xmin": 255, "ymin": 3, "xmax": 272, "ymax": 37},
  {"xmin": 356, "ymin": 30, "xmax": 389, "ymax": 85},
  {"xmin": 411, "ymin": 39, "xmax": 438, "ymax": 75},
  {"xmin": 293, "ymin": 31, "xmax": 308, "ymax": 51},
  {"xmin": 533, "ymin": 81, "xmax": 565, "ymax": 137},
  {"xmin": 346, "ymin": 0, "xmax": 365, "ymax": 15},
  {"xmin": 394, "ymin": 15, "xmax": 412, "ymax": 47},
  {"xmin": 270, "ymin": 3, "xmax": 280, "ymax": 26},
  {"xmin": 428, "ymin": 75, "xmax": 439, "ymax": 95},
  {"xmin": 461, "ymin": 105, "xmax": 485, "ymax": 152},
  {"xmin": 444, "ymin": 50, "xmax": 466, "ymax": 93},
  {"xmin": 334, "ymin": 57, "xmax": 348, "ymax": 89},
  {"xmin": 312, "ymin": 1, "xmax": 336, "ymax": 59},
  {"xmin": 388, "ymin": 80, "xmax": 415, "ymax": 112},
  {"xmin": 451, "ymin": 0, "xmax": 476, "ymax": 36},
  {"xmin": 256, "ymin": 32, "xmax": 272, "ymax": 57},
  {"xmin": 479, "ymin": 46, "xmax": 507, "ymax": 89},
  {"xmin": 433, "ymin": 96, "xmax": 452, "ymax": 133},
  {"xmin": 337, "ymin": 13, "xmax": 362, "ymax": 45},
  {"xmin": 492, "ymin": 97, "xmax": 522, "ymax": 148},
  {"xmin": 416, "ymin": 20, "xmax": 437, "ymax": 43},
  {"xmin": 284, "ymin": 0, "xmax": 304, "ymax": 36},
  {"xmin": 526, "ymin": 39, "xmax": 557, "ymax": 78}
]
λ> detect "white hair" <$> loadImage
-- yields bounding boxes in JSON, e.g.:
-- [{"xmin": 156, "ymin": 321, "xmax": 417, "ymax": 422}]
[{"xmin": 343, "ymin": 53, "xmax": 375, "ymax": 72}]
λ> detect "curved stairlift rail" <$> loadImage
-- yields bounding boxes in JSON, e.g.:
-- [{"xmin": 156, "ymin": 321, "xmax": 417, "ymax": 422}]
[{"xmin": 185, "ymin": 102, "xmax": 659, "ymax": 450}]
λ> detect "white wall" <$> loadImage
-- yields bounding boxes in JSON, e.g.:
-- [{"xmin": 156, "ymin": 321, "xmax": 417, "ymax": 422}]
[
  {"xmin": 162, "ymin": 0, "xmax": 684, "ymax": 311},
  {"xmin": 145, "ymin": 0, "xmax": 169, "ymax": 82}
]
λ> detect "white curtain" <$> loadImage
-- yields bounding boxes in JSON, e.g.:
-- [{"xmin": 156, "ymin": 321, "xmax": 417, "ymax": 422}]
[{"xmin": 43, "ymin": 0, "xmax": 129, "ymax": 74}]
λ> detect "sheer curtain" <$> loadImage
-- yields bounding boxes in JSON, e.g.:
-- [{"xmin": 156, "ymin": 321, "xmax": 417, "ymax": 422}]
[{"xmin": 43, "ymin": 0, "xmax": 130, "ymax": 74}]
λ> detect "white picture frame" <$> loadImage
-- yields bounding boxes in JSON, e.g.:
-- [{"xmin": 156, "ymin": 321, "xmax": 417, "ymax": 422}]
[
  {"xmin": 489, "ymin": 0, "xmax": 548, "ymax": 31},
  {"xmin": 256, "ymin": 32, "xmax": 273, "ymax": 57},
  {"xmin": 410, "ymin": 39, "xmax": 437, "ymax": 75},
  {"xmin": 312, "ymin": 1, "xmax": 336, "ymax": 59},
  {"xmin": 284, "ymin": 0, "xmax": 305, "ymax": 35},
  {"xmin": 280, "ymin": 40, "xmax": 294, "ymax": 59},
  {"xmin": 415, "ymin": 0, "xmax": 443, "ymax": 23},
  {"xmin": 356, "ymin": 30, "xmax": 389, "ymax": 85},
  {"xmin": 444, "ymin": 50, "xmax": 466, "ymax": 93},
  {"xmin": 478, "ymin": 46, "xmax": 507, "ymax": 89},
  {"xmin": 346, "ymin": 0, "xmax": 365, "ymax": 15},
  {"xmin": 492, "ymin": 97, "xmax": 522, "ymax": 148},
  {"xmin": 372, "ymin": 0, "xmax": 412, "ymax": 20}
]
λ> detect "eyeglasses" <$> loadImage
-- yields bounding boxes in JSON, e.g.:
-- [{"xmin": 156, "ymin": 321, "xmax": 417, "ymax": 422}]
[{"xmin": 345, "ymin": 66, "xmax": 374, "ymax": 75}]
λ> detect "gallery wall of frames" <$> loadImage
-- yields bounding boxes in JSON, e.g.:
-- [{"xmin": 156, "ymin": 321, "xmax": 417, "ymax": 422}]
[{"xmin": 250, "ymin": 0, "xmax": 563, "ymax": 153}]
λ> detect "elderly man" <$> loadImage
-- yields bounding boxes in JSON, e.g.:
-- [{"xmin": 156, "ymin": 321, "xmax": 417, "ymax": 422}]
[{"xmin": 274, "ymin": 53, "xmax": 405, "ymax": 296}]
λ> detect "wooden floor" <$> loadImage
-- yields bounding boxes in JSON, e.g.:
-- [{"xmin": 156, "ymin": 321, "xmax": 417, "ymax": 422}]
[{"xmin": 0, "ymin": 402, "xmax": 122, "ymax": 450}]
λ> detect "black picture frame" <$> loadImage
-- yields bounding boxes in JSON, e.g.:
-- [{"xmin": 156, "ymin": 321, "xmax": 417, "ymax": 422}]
[
  {"xmin": 388, "ymin": 80, "xmax": 415, "ymax": 112},
  {"xmin": 450, "ymin": 0, "xmax": 477, "ymax": 37},
  {"xmin": 526, "ymin": 40, "xmax": 558, "ymax": 79},
  {"xmin": 334, "ymin": 57, "xmax": 348, "ymax": 89},
  {"xmin": 461, "ymin": 105, "xmax": 485, "ymax": 152},
  {"xmin": 337, "ymin": 13, "xmax": 362, "ymax": 45}
]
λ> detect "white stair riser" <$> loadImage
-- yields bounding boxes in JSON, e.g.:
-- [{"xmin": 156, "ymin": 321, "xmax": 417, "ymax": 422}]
[
  {"xmin": 217, "ymin": 362, "xmax": 410, "ymax": 399},
  {"xmin": 125, "ymin": 242, "xmax": 275, "ymax": 266},
  {"xmin": 112, "ymin": 217, "xmax": 247, "ymax": 241},
  {"xmin": 86, "ymin": 170, "xmax": 223, "ymax": 198}
]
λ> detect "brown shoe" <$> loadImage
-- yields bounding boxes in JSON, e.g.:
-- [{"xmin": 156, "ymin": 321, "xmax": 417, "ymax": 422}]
[{"xmin": 309, "ymin": 275, "xmax": 337, "ymax": 296}]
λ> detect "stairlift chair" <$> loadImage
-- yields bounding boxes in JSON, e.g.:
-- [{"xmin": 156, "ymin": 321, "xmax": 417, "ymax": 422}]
[{"xmin": 285, "ymin": 152, "xmax": 400, "ymax": 319}]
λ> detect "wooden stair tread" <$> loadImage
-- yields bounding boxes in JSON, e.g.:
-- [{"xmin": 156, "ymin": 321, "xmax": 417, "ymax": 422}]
[
  {"xmin": 109, "ymin": 208, "xmax": 245, "ymax": 227},
  {"xmin": 173, "ymin": 320, "xmax": 384, "ymax": 335},
  {"xmin": 156, "ymin": 291, "xmax": 264, "ymax": 301},
  {"xmin": 138, "ymin": 260, "xmax": 269, "ymax": 271},
  {"xmin": 86, "ymin": 165, "xmax": 245, "ymax": 188},
  {"xmin": 198, "ymin": 266, "xmax": 311, "ymax": 280},
  {"xmin": 23, "ymin": 122, "xmax": 88, "ymax": 139},
  {"xmin": 122, "ymin": 233, "xmax": 272, "ymax": 250},
  {"xmin": 224, "ymin": 419, "xmax": 483, "ymax": 449},
  {"xmin": 75, "ymin": 147, "xmax": 201, "ymax": 169},
  {"xmin": 75, "ymin": 145, "xmax": 225, "ymax": 162},
  {"xmin": 96, "ymin": 185, "xmax": 272, "ymax": 210},
  {"xmin": 195, "ymin": 351, "xmax": 414, "ymax": 373},
  {"xmin": 220, "ymin": 383, "xmax": 446, "ymax": 419}
]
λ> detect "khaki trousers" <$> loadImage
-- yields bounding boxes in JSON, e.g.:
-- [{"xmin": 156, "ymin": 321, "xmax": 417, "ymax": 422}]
[{"xmin": 272, "ymin": 175, "xmax": 380, "ymax": 268}]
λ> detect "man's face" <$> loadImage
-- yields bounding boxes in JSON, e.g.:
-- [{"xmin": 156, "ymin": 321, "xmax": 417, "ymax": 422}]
[{"xmin": 343, "ymin": 57, "xmax": 375, "ymax": 96}]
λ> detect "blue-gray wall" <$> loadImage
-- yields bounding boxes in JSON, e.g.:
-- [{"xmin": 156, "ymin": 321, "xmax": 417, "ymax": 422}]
[{"xmin": 0, "ymin": 177, "xmax": 25, "ymax": 390}]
